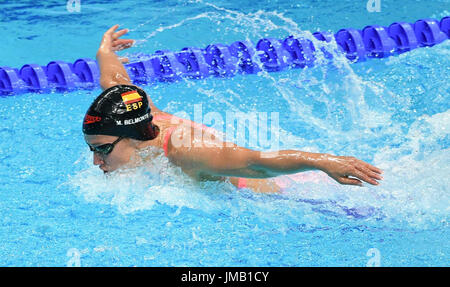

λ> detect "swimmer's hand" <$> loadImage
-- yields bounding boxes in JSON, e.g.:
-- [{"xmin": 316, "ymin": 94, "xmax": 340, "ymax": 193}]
[
  {"xmin": 96, "ymin": 24, "xmax": 135, "ymax": 89},
  {"xmin": 98, "ymin": 24, "xmax": 134, "ymax": 63},
  {"xmin": 320, "ymin": 155, "xmax": 383, "ymax": 186}
]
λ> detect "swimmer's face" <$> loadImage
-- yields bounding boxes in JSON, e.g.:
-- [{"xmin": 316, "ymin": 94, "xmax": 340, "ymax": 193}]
[{"xmin": 84, "ymin": 134, "xmax": 135, "ymax": 173}]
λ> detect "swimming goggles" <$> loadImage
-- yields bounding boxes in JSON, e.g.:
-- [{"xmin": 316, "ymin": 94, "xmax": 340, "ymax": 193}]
[{"xmin": 88, "ymin": 137, "xmax": 124, "ymax": 155}]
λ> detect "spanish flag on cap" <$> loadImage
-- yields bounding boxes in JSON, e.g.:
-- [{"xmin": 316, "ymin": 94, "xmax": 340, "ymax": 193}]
[{"xmin": 121, "ymin": 90, "xmax": 142, "ymax": 105}]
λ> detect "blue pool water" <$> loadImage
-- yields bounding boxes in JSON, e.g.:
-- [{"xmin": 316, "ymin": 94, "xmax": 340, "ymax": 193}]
[{"xmin": 0, "ymin": 0, "xmax": 449, "ymax": 266}]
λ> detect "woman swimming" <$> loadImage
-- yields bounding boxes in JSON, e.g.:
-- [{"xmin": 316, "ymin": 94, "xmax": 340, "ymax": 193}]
[{"xmin": 83, "ymin": 25, "xmax": 383, "ymax": 193}]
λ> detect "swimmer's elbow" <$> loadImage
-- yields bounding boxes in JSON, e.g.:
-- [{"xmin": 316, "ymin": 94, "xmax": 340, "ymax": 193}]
[
  {"xmin": 99, "ymin": 78, "xmax": 114, "ymax": 90},
  {"xmin": 99, "ymin": 77, "xmax": 132, "ymax": 91}
]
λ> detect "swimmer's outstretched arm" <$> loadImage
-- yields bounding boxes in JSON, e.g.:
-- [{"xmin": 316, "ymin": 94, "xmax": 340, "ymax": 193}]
[
  {"xmin": 96, "ymin": 25, "xmax": 161, "ymax": 112},
  {"xmin": 96, "ymin": 24, "xmax": 134, "ymax": 90},
  {"xmin": 167, "ymin": 132, "xmax": 383, "ymax": 186}
]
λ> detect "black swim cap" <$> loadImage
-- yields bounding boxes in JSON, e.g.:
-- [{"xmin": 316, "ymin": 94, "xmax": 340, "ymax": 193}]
[{"xmin": 83, "ymin": 85, "xmax": 159, "ymax": 141}]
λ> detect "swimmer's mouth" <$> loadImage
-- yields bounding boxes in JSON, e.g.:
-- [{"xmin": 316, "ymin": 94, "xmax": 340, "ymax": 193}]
[{"xmin": 100, "ymin": 165, "xmax": 109, "ymax": 173}]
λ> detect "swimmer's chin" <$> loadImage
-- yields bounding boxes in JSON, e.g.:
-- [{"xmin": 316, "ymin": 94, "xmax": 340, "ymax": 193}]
[
  {"xmin": 100, "ymin": 164, "xmax": 137, "ymax": 175},
  {"xmin": 100, "ymin": 166, "xmax": 115, "ymax": 174},
  {"xmin": 99, "ymin": 157, "xmax": 144, "ymax": 174},
  {"xmin": 102, "ymin": 169, "xmax": 115, "ymax": 178},
  {"xmin": 100, "ymin": 165, "xmax": 120, "ymax": 174}
]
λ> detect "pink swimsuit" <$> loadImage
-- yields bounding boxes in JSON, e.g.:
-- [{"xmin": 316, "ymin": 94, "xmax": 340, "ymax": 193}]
[{"xmin": 153, "ymin": 113, "xmax": 248, "ymax": 189}]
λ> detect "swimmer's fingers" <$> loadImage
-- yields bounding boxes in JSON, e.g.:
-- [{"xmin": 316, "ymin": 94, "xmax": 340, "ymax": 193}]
[
  {"xmin": 99, "ymin": 25, "xmax": 120, "ymax": 52},
  {"xmin": 112, "ymin": 44, "xmax": 133, "ymax": 52},
  {"xmin": 112, "ymin": 28, "xmax": 129, "ymax": 41},
  {"xmin": 113, "ymin": 39, "xmax": 134, "ymax": 46},
  {"xmin": 355, "ymin": 158, "xmax": 383, "ymax": 174},
  {"xmin": 103, "ymin": 24, "xmax": 119, "ymax": 40},
  {"xmin": 368, "ymin": 164, "xmax": 383, "ymax": 174},
  {"xmin": 112, "ymin": 39, "xmax": 135, "ymax": 51},
  {"xmin": 323, "ymin": 155, "xmax": 382, "ymax": 187},
  {"xmin": 337, "ymin": 176, "xmax": 363, "ymax": 186},
  {"xmin": 102, "ymin": 25, "xmax": 130, "ymax": 45},
  {"xmin": 355, "ymin": 165, "xmax": 383, "ymax": 181},
  {"xmin": 350, "ymin": 167, "xmax": 379, "ymax": 186}
]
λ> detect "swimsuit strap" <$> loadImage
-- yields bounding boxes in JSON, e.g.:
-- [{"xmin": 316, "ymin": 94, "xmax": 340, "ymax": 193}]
[
  {"xmin": 153, "ymin": 114, "xmax": 177, "ymax": 156},
  {"xmin": 162, "ymin": 126, "xmax": 177, "ymax": 156},
  {"xmin": 237, "ymin": 177, "xmax": 247, "ymax": 188}
]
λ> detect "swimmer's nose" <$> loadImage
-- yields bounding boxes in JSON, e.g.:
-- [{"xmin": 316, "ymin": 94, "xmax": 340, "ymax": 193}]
[{"xmin": 93, "ymin": 153, "xmax": 104, "ymax": 165}]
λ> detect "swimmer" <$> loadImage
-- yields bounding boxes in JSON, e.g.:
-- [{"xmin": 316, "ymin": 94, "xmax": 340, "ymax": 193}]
[{"xmin": 83, "ymin": 25, "xmax": 383, "ymax": 193}]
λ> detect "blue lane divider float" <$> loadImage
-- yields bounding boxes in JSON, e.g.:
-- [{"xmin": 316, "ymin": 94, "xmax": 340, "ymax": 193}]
[{"xmin": 1, "ymin": 16, "xmax": 448, "ymax": 95}]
